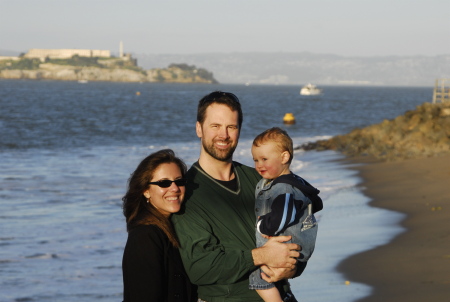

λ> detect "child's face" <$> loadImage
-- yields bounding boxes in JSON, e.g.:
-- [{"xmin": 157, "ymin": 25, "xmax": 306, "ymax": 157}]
[{"xmin": 251, "ymin": 141, "xmax": 290, "ymax": 180}]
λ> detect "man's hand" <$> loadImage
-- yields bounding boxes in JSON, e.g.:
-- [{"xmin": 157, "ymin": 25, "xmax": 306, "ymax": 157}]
[
  {"xmin": 260, "ymin": 265, "xmax": 297, "ymax": 283},
  {"xmin": 252, "ymin": 235, "xmax": 300, "ymax": 268}
]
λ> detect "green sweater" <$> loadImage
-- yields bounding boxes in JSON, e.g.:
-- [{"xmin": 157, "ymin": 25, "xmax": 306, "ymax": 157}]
[{"xmin": 172, "ymin": 161, "xmax": 263, "ymax": 301}]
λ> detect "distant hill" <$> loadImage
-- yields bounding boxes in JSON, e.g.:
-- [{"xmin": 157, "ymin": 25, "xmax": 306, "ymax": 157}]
[{"xmin": 134, "ymin": 52, "xmax": 450, "ymax": 86}]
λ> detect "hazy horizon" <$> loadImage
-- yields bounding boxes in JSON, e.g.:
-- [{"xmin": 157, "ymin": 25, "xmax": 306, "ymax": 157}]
[{"xmin": 2, "ymin": 48, "xmax": 450, "ymax": 59}]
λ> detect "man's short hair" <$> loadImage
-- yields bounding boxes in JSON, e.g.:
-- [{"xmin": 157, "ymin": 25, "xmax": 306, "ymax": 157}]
[{"xmin": 197, "ymin": 91, "xmax": 243, "ymax": 129}]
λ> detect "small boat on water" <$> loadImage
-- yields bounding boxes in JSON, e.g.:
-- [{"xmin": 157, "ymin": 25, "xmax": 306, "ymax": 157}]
[
  {"xmin": 78, "ymin": 80, "xmax": 88, "ymax": 84},
  {"xmin": 300, "ymin": 83, "xmax": 322, "ymax": 96}
]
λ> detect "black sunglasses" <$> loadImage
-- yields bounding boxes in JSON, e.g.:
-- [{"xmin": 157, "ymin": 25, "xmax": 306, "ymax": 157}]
[
  {"xmin": 148, "ymin": 179, "xmax": 187, "ymax": 188},
  {"xmin": 200, "ymin": 91, "xmax": 240, "ymax": 105}
]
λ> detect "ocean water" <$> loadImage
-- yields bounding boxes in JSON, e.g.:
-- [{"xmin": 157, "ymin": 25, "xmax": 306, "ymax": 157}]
[{"xmin": 0, "ymin": 80, "xmax": 431, "ymax": 302}]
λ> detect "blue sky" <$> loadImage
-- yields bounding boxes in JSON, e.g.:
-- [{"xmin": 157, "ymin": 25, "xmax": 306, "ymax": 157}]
[{"xmin": 1, "ymin": 0, "xmax": 449, "ymax": 57}]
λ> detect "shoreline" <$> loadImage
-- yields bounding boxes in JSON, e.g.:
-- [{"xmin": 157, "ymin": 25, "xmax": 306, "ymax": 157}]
[{"xmin": 337, "ymin": 154, "xmax": 450, "ymax": 301}]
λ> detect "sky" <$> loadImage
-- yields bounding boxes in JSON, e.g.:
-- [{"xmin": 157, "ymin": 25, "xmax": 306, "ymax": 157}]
[{"xmin": 1, "ymin": 0, "xmax": 450, "ymax": 57}]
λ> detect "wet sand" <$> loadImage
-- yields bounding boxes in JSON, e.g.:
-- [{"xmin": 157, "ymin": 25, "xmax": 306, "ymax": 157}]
[{"xmin": 337, "ymin": 154, "xmax": 450, "ymax": 301}]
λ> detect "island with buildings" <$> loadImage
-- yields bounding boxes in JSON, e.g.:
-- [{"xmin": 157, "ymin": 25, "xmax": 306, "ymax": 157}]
[{"xmin": 0, "ymin": 44, "xmax": 218, "ymax": 84}]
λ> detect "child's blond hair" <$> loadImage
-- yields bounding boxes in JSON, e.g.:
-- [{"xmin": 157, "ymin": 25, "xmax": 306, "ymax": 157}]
[{"xmin": 252, "ymin": 127, "xmax": 293, "ymax": 164}]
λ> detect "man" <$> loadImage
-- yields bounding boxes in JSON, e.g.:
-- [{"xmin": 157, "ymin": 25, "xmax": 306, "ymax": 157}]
[{"xmin": 172, "ymin": 91, "xmax": 302, "ymax": 302}]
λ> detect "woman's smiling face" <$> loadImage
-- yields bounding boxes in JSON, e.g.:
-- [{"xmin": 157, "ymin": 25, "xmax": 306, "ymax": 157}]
[{"xmin": 143, "ymin": 162, "xmax": 185, "ymax": 217}]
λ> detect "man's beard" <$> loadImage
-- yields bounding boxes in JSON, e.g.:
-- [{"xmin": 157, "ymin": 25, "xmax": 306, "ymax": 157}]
[{"xmin": 202, "ymin": 138, "xmax": 237, "ymax": 162}]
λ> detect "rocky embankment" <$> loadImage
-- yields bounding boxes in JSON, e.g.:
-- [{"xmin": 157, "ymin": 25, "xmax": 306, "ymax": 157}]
[
  {"xmin": 0, "ymin": 62, "xmax": 218, "ymax": 84},
  {"xmin": 298, "ymin": 102, "xmax": 450, "ymax": 161}
]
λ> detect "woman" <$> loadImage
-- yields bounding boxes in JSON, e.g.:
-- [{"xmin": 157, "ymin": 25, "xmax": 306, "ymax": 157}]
[{"xmin": 122, "ymin": 149, "xmax": 197, "ymax": 302}]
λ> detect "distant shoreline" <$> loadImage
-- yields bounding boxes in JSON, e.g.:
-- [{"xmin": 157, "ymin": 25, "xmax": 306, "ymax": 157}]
[{"xmin": 1, "ymin": 50, "xmax": 448, "ymax": 86}]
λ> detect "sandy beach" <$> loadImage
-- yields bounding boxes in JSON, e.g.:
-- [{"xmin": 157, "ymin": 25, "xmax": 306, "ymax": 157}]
[{"xmin": 338, "ymin": 154, "xmax": 450, "ymax": 301}]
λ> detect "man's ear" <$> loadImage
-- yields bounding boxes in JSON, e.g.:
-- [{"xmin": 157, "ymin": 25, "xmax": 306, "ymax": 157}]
[
  {"xmin": 281, "ymin": 151, "xmax": 291, "ymax": 164},
  {"xmin": 196, "ymin": 121, "xmax": 202, "ymax": 138}
]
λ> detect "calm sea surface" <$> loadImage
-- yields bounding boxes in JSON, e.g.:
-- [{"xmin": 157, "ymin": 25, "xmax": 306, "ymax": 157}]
[{"xmin": 0, "ymin": 80, "xmax": 431, "ymax": 301}]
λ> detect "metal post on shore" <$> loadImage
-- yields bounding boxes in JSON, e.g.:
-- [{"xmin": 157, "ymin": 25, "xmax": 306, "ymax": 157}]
[{"xmin": 432, "ymin": 78, "xmax": 450, "ymax": 103}]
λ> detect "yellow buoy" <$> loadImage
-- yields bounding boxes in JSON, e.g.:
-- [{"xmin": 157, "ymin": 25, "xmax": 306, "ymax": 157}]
[
  {"xmin": 283, "ymin": 113, "xmax": 295, "ymax": 124},
  {"xmin": 136, "ymin": 91, "xmax": 141, "ymax": 96}
]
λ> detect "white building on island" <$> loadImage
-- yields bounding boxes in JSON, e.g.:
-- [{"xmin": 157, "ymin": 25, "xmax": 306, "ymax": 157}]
[
  {"xmin": 24, "ymin": 49, "xmax": 111, "ymax": 60},
  {"xmin": 1, "ymin": 42, "xmax": 137, "ymax": 66}
]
